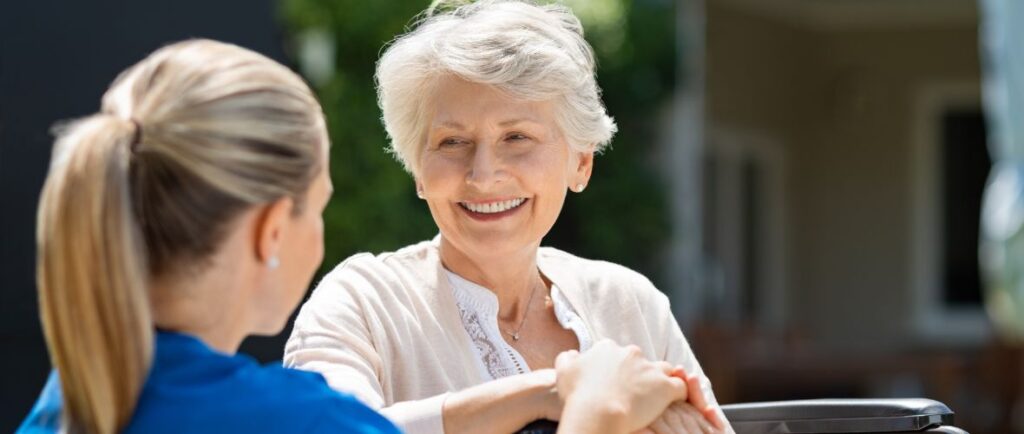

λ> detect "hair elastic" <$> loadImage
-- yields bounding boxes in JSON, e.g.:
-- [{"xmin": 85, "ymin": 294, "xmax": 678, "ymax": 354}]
[{"xmin": 128, "ymin": 118, "xmax": 143, "ymax": 152}]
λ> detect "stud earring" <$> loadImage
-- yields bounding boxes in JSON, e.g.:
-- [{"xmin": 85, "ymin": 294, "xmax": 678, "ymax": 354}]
[
  {"xmin": 267, "ymin": 256, "xmax": 280, "ymax": 270},
  {"xmin": 575, "ymin": 183, "xmax": 585, "ymax": 192},
  {"xmin": 416, "ymin": 188, "xmax": 425, "ymax": 199}
]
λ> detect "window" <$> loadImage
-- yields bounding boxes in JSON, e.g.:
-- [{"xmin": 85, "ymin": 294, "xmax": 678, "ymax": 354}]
[
  {"xmin": 941, "ymin": 110, "xmax": 990, "ymax": 307},
  {"xmin": 702, "ymin": 128, "xmax": 788, "ymax": 329},
  {"xmin": 911, "ymin": 82, "xmax": 992, "ymax": 344}
]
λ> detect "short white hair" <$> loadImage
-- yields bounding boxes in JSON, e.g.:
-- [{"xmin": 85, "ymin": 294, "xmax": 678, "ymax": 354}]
[{"xmin": 375, "ymin": 0, "xmax": 618, "ymax": 174}]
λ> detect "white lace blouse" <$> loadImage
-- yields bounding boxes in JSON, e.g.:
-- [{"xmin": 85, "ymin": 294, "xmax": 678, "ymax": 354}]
[{"xmin": 445, "ymin": 270, "xmax": 593, "ymax": 379}]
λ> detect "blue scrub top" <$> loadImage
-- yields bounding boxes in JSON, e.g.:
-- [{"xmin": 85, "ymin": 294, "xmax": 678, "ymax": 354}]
[{"xmin": 17, "ymin": 331, "xmax": 402, "ymax": 434}]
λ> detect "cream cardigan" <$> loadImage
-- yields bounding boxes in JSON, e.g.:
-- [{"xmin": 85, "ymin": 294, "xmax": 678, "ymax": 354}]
[{"xmin": 284, "ymin": 239, "xmax": 720, "ymax": 434}]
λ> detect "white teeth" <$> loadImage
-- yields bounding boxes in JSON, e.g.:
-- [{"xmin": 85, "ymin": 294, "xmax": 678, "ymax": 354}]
[{"xmin": 462, "ymin": 198, "xmax": 526, "ymax": 214}]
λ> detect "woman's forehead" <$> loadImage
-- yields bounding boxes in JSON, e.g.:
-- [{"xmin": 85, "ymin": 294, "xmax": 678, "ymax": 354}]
[
  {"xmin": 429, "ymin": 80, "xmax": 555, "ymax": 126},
  {"xmin": 431, "ymin": 116, "xmax": 548, "ymax": 131}
]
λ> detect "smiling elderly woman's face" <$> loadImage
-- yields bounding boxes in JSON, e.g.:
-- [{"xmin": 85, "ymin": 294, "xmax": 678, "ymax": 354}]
[{"xmin": 417, "ymin": 76, "xmax": 594, "ymax": 259}]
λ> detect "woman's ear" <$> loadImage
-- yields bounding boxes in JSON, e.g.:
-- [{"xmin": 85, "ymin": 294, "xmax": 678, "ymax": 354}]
[
  {"xmin": 254, "ymin": 196, "xmax": 294, "ymax": 267},
  {"xmin": 415, "ymin": 181, "xmax": 425, "ymax": 199},
  {"xmin": 571, "ymin": 148, "xmax": 595, "ymax": 192}
]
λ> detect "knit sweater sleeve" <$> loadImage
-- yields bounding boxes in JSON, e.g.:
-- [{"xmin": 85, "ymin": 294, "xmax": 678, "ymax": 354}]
[
  {"xmin": 284, "ymin": 254, "xmax": 448, "ymax": 434},
  {"xmin": 630, "ymin": 272, "xmax": 734, "ymax": 431}
]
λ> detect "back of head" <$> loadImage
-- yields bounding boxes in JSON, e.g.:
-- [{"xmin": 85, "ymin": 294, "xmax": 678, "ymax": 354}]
[
  {"xmin": 376, "ymin": 0, "xmax": 617, "ymax": 175},
  {"xmin": 36, "ymin": 39, "xmax": 324, "ymax": 433}
]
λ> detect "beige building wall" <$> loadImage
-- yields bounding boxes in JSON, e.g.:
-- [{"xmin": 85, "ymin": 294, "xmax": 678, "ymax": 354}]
[{"xmin": 705, "ymin": 2, "xmax": 982, "ymax": 351}]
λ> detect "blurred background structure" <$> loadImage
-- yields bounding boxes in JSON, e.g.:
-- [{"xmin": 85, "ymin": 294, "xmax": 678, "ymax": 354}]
[
  {"xmin": 0, "ymin": 0, "xmax": 1017, "ymax": 433},
  {"xmin": 692, "ymin": 2, "xmax": 1004, "ymax": 432}
]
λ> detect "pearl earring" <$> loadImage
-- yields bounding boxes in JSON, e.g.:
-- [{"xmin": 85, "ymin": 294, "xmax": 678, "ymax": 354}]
[
  {"xmin": 267, "ymin": 256, "xmax": 280, "ymax": 270},
  {"xmin": 416, "ymin": 188, "xmax": 425, "ymax": 199},
  {"xmin": 575, "ymin": 183, "xmax": 585, "ymax": 192}
]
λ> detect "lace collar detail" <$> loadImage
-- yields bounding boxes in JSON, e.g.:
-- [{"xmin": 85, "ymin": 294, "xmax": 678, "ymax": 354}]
[{"xmin": 445, "ymin": 269, "xmax": 593, "ymax": 380}]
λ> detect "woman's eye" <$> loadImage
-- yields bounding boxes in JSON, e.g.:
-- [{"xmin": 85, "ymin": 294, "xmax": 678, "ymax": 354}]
[
  {"xmin": 439, "ymin": 137, "xmax": 467, "ymax": 147},
  {"xmin": 506, "ymin": 133, "xmax": 529, "ymax": 142}
]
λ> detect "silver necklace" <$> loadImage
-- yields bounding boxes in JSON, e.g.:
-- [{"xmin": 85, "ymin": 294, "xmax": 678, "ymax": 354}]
[{"xmin": 504, "ymin": 279, "xmax": 542, "ymax": 342}]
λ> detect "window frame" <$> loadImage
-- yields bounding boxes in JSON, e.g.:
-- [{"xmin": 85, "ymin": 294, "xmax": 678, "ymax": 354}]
[{"xmin": 910, "ymin": 81, "xmax": 992, "ymax": 345}]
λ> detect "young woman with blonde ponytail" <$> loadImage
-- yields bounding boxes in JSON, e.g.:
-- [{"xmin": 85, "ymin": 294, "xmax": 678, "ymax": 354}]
[
  {"xmin": 18, "ymin": 38, "xmax": 692, "ymax": 434},
  {"xmin": 19, "ymin": 38, "xmax": 399, "ymax": 434}
]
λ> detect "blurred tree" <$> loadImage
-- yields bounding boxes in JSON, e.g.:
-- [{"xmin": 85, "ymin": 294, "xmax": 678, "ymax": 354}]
[{"xmin": 280, "ymin": 0, "xmax": 675, "ymax": 286}]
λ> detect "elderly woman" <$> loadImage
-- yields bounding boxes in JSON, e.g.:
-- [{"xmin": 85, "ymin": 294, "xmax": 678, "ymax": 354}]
[{"xmin": 285, "ymin": 1, "xmax": 732, "ymax": 434}]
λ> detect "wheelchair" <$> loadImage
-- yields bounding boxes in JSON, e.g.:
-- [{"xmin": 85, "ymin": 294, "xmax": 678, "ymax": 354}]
[{"xmin": 518, "ymin": 398, "xmax": 967, "ymax": 433}]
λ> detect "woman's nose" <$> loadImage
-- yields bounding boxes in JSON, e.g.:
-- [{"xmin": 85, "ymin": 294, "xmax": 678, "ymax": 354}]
[{"xmin": 466, "ymin": 144, "xmax": 508, "ymax": 189}]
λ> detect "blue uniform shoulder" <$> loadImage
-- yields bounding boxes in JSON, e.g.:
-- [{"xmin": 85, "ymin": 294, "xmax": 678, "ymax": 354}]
[
  {"xmin": 128, "ymin": 347, "xmax": 399, "ymax": 434},
  {"xmin": 18, "ymin": 333, "xmax": 400, "ymax": 434}
]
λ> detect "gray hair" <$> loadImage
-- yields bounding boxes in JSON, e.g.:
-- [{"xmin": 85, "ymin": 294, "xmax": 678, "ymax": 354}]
[{"xmin": 376, "ymin": 0, "xmax": 617, "ymax": 174}]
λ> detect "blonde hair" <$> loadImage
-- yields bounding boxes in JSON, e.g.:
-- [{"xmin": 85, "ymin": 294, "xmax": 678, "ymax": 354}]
[
  {"xmin": 376, "ymin": 0, "xmax": 617, "ymax": 175},
  {"xmin": 36, "ymin": 39, "xmax": 325, "ymax": 434}
]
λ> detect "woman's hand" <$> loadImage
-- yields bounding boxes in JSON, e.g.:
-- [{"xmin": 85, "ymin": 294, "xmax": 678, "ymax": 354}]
[
  {"xmin": 555, "ymin": 340, "xmax": 688, "ymax": 434},
  {"xmin": 639, "ymin": 368, "xmax": 726, "ymax": 433},
  {"xmin": 636, "ymin": 401, "xmax": 725, "ymax": 434},
  {"xmin": 530, "ymin": 368, "xmax": 565, "ymax": 422}
]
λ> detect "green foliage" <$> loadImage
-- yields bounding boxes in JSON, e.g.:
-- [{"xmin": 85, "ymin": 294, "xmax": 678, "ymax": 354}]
[
  {"xmin": 279, "ymin": 0, "xmax": 675, "ymax": 286},
  {"xmin": 280, "ymin": 0, "xmax": 436, "ymax": 272}
]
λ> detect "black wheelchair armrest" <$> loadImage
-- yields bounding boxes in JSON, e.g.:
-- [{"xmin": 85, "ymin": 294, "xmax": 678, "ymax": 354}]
[
  {"xmin": 515, "ymin": 398, "xmax": 967, "ymax": 434},
  {"xmin": 721, "ymin": 398, "xmax": 964, "ymax": 433}
]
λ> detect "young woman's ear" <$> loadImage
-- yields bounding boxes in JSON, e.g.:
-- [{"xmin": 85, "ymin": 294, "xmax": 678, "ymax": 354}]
[{"xmin": 254, "ymin": 197, "xmax": 294, "ymax": 268}]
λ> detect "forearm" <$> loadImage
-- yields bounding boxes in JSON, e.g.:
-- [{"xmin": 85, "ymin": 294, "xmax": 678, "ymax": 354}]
[
  {"xmin": 442, "ymin": 370, "xmax": 559, "ymax": 434},
  {"xmin": 557, "ymin": 398, "xmax": 627, "ymax": 434}
]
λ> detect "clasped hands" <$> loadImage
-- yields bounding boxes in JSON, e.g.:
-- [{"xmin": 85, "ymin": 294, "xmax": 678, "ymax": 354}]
[{"xmin": 553, "ymin": 340, "xmax": 728, "ymax": 434}]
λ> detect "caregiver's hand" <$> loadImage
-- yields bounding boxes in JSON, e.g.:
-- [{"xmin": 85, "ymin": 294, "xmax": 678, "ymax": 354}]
[
  {"xmin": 555, "ymin": 340, "xmax": 688, "ymax": 434},
  {"xmin": 636, "ymin": 401, "xmax": 725, "ymax": 434},
  {"xmin": 637, "ymin": 369, "xmax": 727, "ymax": 434}
]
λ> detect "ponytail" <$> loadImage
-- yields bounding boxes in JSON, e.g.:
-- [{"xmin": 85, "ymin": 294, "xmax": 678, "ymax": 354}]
[{"xmin": 37, "ymin": 115, "xmax": 153, "ymax": 434}]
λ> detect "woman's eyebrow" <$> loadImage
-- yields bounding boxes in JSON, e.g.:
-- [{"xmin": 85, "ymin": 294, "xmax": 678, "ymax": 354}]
[{"xmin": 497, "ymin": 118, "xmax": 541, "ymax": 127}]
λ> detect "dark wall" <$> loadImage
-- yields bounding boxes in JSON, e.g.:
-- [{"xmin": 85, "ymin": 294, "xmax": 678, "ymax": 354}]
[{"xmin": 0, "ymin": 0, "xmax": 289, "ymax": 429}]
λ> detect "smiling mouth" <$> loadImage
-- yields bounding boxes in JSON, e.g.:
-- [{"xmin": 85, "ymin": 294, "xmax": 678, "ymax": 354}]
[{"xmin": 458, "ymin": 198, "xmax": 528, "ymax": 215}]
